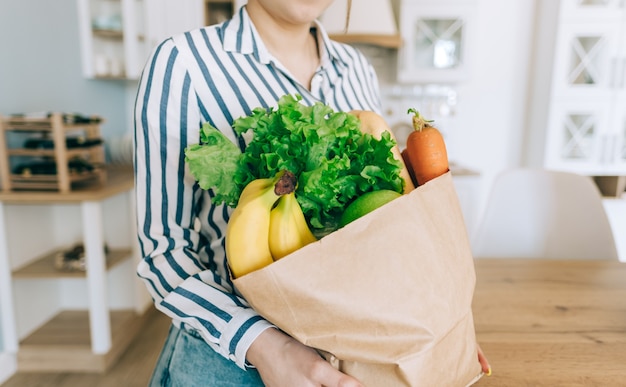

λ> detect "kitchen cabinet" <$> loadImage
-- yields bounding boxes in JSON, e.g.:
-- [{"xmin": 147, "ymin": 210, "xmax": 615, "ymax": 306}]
[
  {"xmin": 529, "ymin": 0, "xmax": 626, "ymax": 175},
  {"xmin": 393, "ymin": 0, "xmax": 477, "ymax": 84},
  {"xmin": 0, "ymin": 167, "xmax": 152, "ymax": 372}
]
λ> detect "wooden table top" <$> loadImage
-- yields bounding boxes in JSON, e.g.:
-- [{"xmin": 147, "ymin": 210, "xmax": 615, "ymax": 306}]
[
  {"xmin": 472, "ymin": 258, "xmax": 626, "ymax": 387},
  {"xmin": 0, "ymin": 166, "xmax": 133, "ymax": 204}
]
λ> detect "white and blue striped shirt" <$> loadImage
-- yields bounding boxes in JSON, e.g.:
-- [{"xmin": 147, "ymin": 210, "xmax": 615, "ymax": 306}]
[{"xmin": 134, "ymin": 6, "xmax": 382, "ymax": 369}]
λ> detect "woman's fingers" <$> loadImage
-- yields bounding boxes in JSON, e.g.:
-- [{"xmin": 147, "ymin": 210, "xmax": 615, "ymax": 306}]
[{"xmin": 477, "ymin": 343, "xmax": 491, "ymax": 376}]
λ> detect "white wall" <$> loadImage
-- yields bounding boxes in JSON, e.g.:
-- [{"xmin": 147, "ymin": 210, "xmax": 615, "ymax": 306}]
[
  {"xmin": 453, "ymin": 0, "xmax": 538, "ymax": 214},
  {"xmin": 372, "ymin": 0, "xmax": 538, "ymax": 227}
]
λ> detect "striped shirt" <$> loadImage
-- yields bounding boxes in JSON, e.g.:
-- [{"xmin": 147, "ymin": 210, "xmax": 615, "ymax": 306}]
[{"xmin": 133, "ymin": 5, "xmax": 382, "ymax": 369}]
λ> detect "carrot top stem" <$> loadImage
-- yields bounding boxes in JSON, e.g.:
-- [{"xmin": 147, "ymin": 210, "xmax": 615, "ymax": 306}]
[{"xmin": 407, "ymin": 108, "xmax": 434, "ymax": 132}]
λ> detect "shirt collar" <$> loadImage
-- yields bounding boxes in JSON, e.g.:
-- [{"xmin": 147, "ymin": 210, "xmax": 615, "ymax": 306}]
[{"xmin": 222, "ymin": 6, "xmax": 346, "ymax": 69}]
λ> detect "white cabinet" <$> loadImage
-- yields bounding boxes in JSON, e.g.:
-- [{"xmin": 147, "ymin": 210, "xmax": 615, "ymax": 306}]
[
  {"xmin": 0, "ymin": 168, "xmax": 152, "ymax": 373},
  {"xmin": 531, "ymin": 0, "xmax": 626, "ymax": 175},
  {"xmin": 394, "ymin": 0, "xmax": 476, "ymax": 84}
]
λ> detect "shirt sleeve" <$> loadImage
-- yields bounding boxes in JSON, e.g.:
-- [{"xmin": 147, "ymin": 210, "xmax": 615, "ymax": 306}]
[{"xmin": 133, "ymin": 38, "xmax": 274, "ymax": 370}]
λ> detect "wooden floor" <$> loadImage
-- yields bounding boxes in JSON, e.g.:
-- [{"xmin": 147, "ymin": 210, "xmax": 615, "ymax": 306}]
[{"xmin": 1, "ymin": 310, "xmax": 171, "ymax": 387}]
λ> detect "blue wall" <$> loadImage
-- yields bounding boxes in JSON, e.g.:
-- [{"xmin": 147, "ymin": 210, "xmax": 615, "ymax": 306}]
[{"xmin": 0, "ymin": 0, "xmax": 134, "ymax": 145}]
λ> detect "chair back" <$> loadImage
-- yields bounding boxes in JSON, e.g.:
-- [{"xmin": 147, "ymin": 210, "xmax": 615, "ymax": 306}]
[{"xmin": 471, "ymin": 168, "xmax": 618, "ymax": 260}]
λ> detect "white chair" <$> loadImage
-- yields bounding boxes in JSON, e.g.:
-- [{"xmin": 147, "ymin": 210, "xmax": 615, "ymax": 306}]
[{"xmin": 471, "ymin": 168, "xmax": 619, "ymax": 260}]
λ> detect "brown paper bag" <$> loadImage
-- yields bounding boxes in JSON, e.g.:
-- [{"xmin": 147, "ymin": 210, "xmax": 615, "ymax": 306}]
[{"xmin": 234, "ymin": 171, "xmax": 483, "ymax": 386}]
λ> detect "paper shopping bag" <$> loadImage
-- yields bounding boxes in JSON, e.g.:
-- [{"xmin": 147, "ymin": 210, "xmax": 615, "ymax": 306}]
[{"xmin": 234, "ymin": 171, "xmax": 483, "ymax": 386}]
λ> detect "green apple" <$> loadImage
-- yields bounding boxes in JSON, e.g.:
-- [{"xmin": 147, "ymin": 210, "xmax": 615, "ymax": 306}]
[{"xmin": 339, "ymin": 189, "xmax": 402, "ymax": 227}]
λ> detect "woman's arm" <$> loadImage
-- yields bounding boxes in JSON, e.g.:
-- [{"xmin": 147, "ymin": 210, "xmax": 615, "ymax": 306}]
[{"xmin": 133, "ymin": 37, "xmax": 274, "ymax": 370}]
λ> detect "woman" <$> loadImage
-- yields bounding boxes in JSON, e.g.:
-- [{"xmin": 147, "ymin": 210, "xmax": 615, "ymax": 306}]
[{"xmin": 133, "ymin": 0, "xmax": 490, "ymax": 385}]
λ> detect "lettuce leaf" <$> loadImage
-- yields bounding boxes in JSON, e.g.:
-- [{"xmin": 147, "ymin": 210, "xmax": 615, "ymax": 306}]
[
  {"xmin": 185, "ymin": 124, "xmax": 242, "ymax": 205},
  {"xmin": 185, "ymin": 94, "xmax": 404, "ymax": 234}
]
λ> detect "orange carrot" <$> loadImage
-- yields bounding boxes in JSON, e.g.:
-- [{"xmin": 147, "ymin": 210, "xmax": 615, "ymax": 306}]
[{"xmin": 403, "ymin": 109, "xmax": 449, "ymax": 186}]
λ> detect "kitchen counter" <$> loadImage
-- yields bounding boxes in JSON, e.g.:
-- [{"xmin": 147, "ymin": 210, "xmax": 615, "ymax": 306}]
[{"xmin": 472, "ymin": 258, "xmax": 626, "ymax": 386}]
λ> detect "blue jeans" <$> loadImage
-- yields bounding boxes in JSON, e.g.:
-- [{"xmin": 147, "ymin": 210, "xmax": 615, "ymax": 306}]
[{"xmin": 149, "ymin": 323, "xmax": 265, "ymax": 387}]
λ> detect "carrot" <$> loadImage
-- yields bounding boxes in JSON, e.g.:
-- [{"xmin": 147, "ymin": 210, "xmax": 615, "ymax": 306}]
[
  {"xmin": 403, "ymin": 109, "xmax": 449, "ymax": 186},
  {"xmin": 349, "ymin": 110, "xmax": 416, "ymax": 194}
]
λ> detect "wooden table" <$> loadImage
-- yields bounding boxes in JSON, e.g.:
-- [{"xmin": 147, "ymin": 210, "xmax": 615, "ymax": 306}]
[
  {"xmin": 472, "ymin": 258, "xmax": 626, "ymax": 386},
  {"xmin": 0, "ymin": 167, "xmax": 148, "ymax": 372}
]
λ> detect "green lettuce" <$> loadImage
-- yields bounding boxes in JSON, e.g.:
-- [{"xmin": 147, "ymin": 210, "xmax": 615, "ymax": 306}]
[{"xmin": 185, "ymin": 94, "xmax": 404, "ymax": 234}]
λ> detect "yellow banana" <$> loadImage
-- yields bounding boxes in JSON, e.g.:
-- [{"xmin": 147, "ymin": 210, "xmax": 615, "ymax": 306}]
[
  {"xmin": 268, "ymin": 191, "xmax": 318, "ymax": 260},
  {"xmin": 226, "ymin": 171, "xmax": 296, "ymax": 278}
]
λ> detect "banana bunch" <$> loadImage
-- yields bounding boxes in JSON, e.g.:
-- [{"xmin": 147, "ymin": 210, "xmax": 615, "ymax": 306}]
[
  {"xmin": 269, "ymin": 192, "xmax": 317, "ymax": 260},
  {"xmin": 226, "ymin": 171, "xmax": 317, "ymax": 278}
]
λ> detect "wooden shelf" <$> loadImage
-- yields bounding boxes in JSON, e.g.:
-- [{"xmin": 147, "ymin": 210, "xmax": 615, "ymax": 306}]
[
  {"xmin": 8, "ymin": 169, "xmax": 106, "ymax": 191},
  {"xmin": 329, "ymin": 33, "xmax": 403, "ymax": 48},
  {"xmin": 12, "ymin": 247, "xmax": 132, "ymax": 279},
  {"xmin": 0, "ymin": 166, "xmax": 133, "ymax": 203},
  {"xmin": 92, "ymin": 28, "xmax": 124, "ymax": 39},
  {"xmin": 93, "ymin": 74, "xmax": 128, "ymax": 80},
  {"xmin": 17, "ymin": 308, "xmax": 157, "ymax": 372},
  {"xmin": 8, "ymin": 146, "xmax": 102, "ymax": 157},
  {"xmin": 2, "ymin": 117, "xmax": 102, "ymax": 132}
]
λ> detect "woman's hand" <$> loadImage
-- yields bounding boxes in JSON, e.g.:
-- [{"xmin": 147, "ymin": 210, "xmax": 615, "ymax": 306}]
[
  {"xmin": 477, "ymin": 343, "xmax": 491, "ymax": 376},
  {"xmin": 247, "ymin": 328, "xmax": 363, "ymax": 387}
]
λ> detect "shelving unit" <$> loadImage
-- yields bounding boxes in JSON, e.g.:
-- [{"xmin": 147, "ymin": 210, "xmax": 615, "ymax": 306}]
[
  {"xmin": 12, "ymin": 248, "xmax": 130, "ymax": 279},
  {"xmin": 0, "ymin": 167, "xmax": 152, "ymax": 372},
  {"xmin": 528, "ymin": 0, "xmax": 626, "ymax": 175},
  {"xmin": 77, "ymin": 0, "xmax": 148, "ymax": 80},
  {"xmin": 0, "ymin": 113, "xmax": 106, "ymax": 193}
]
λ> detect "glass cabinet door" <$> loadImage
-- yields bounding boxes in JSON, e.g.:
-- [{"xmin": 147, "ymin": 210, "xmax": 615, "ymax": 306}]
[
  {"xmin": 551, "ymin": 21, "xmax": 622, "ymax": 99},
  {"xmin": 544, "ymin": 100, "xmax": 612, "ymax": 174},
  {"xmin": 397, "ymin": 3, "xmax": 474, "ymax": 83}
]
